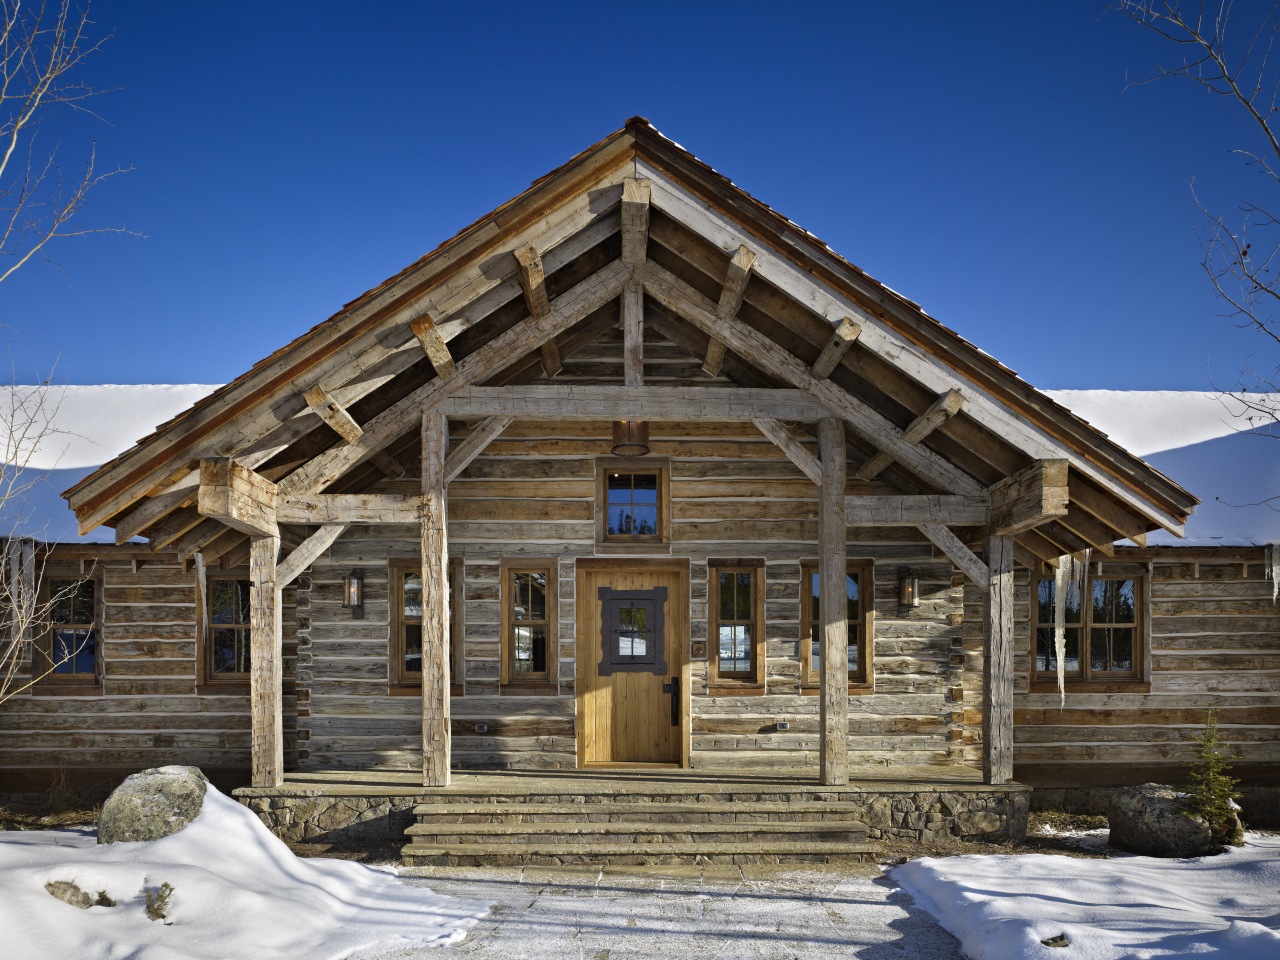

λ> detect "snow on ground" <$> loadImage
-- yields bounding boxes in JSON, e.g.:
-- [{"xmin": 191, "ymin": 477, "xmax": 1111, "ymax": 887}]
[
  {"xmin": 891, "ymin": 833, "xmax": 1280, "ymax": 960},
  {"xmin": 0, "ymin": 785, "xmax": 488, "ymax": 960}
]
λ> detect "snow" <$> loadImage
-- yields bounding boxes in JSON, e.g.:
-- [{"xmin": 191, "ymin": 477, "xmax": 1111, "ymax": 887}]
[
  {"xmin": 0, "ymin": 784, "xmax": 487, "ymax": 960},
  {"xmin": 891, "ymin": 834, "xmax": 1280, "ymax": 960}
]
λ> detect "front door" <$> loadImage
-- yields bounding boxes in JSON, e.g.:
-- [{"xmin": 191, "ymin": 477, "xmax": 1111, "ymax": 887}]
[{"xmin": 576, "ymin": 560, "xmax": 688, "ymax": 766}]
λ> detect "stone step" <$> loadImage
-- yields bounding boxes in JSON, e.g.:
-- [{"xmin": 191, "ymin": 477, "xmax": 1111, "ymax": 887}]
[
  {"xmin": 405, "ymin": 818, "xmax": 868, "ymax": 846},
  {"xmin": 409, "ymin": 800, "xmax": 871, "ymax": 823},
  {"xmin": 400, "ymin": 839, "xmax": 879, "ymax": 867}
]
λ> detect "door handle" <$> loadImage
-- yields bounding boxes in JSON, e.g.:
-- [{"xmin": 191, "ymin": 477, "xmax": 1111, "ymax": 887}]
[{"xmin": 662, "ymin": 675, "xmax": 679, "ymax": 727}]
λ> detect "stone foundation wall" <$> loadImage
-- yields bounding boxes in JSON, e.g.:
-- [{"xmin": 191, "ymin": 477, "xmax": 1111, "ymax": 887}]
[{"xmin": 240, "ymin": 795, "xmax": 421, "ymax": 843}]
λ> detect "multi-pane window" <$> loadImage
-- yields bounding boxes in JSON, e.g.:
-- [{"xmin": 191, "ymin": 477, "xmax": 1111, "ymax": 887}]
[
  {"xmin": 208, "ymin": 578, "xmax": 251, "ymax": 678},
  {"xmin": 399, "ymin": 569, "xmax": 424, "ymax": 679},
  {"xmin": 391, "ymin": 560, "xmax": 465, "ymax": 692},
  {"xmin": 605, "ymin": 472, "xmax": 660, "ymax": 539},
  {"xmin": 503, "ymin": 562, "xmax": 555, "ymax": 687},
  {"xmin": 1034, "ymin": 575, "xmax": 1142, "ymax": 681},
  {"xmin": 801, "ymin": 562, "xmax": 871, "ymax": 686},
  {"xmin": 709, "ymin": 564, "xmax": 762, "ymax": 685},
  {"xmin": 45, "ymin": 577, "xmax": 98, "ymax": 683}
]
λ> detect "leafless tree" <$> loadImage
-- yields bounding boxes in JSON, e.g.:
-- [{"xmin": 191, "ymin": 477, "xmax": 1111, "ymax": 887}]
[
  {"xmin": 1, "ymin": 0, "xmax": 131, "ymax": 284},
  {"xmin": 1118, "ymin": 1, "xmax": 1280, "ymax": 430}
]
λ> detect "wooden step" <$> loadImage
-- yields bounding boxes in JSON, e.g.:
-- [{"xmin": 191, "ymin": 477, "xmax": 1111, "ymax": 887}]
[
  {"xmin": 400, "ymin": 839, "xmax": 879, "ymax": 867},
  {"xmin": 405, "ymin": 818, "xmax": 868, "ymax": 846},
  {"xmin": 409, "ymin": 800, "xmax": 870, "ymax": 823}
]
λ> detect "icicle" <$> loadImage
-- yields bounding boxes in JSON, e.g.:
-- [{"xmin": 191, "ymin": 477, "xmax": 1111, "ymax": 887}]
[
  {"xmin": 194, "ymin": 552, "xmax": 208, "ymax": 633},
  {"xmin": 1053, "ymin": 555, "xmax": 1072, "ymax": 707},
  {"xmin": 1268, "ymin": 543, "xmax": 1279, "ymax": 604}
]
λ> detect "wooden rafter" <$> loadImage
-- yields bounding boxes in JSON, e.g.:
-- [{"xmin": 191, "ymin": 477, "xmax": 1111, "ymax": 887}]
[
  {"xmin": 303, "ymin": 383, "xmax": 405, "ymax": 481},
  {"xmin": 810, "ymin": 317, "xmax": 862, "ymax": 379},
  {"xmin": 751, "ymin": 418, "xmax": 822, "ymax": 486},
  {"xmin": 702, "ymin": 245, "xmax": 756, "ymax": 377},
  {"xmin": 409, "ymin": 314, "xmax": 456, "ymax": 378},
  {"xmin": 620, "ymin": 177, "xmax": 651, "ymax": 266},
  {"xmin": 855, "ymin": 388, "xmax": 965, "ymax": 481},
  {"xmin": 513, "ymin": 243, "xmax": 562, "ymax": 378},
  {"xmin": 1056, "ymin": 508, "xmax": 1118, "ymax": 557},
  {"xmin": 114, "ymin": 479, "xmax": 198, "ymax": 545}
]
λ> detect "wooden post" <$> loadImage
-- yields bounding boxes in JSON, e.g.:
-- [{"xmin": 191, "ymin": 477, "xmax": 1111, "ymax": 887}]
[
  {"xmin": 983, "ymin": 534, "xmax": 1015, "ymax": 784},
  {"xmin": 818, "ymin": 417, "xmax": 849, "ymax": 786},
  {"xmin": 421, "ymin": 411, "xmax": 451, "ymax": 786},
  {"xmin": 249, "ymin": 534, "xmax": 283, "ymax": 787}
]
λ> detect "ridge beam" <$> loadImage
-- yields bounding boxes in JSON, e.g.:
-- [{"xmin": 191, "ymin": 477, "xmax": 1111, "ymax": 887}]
[
  {"xmin": 410, "ymin": 314, "xmax": 457, "ymax": 379},
  {"xmin": 855, "ymin": 388, "xmax": 965, "ymax": 481},
  {"xmin": 990, "ymin": 459, "xmax": 1069, "ymax": 537},
  {"xmin": 810, "ymin": 318, "xmax": 862, "ymax": 379},
  {"xmin": 198, "ymin": 458, "xmax": 279, "ymax": 539},
  {"xmin": 752, "ymin": 418, "xmax": 822, "ymax": 486},
  {"xmin": 621, "ymin": 178, "xmax": 651, "ymax": 267},
  {"xmin": 702, "ymin": 245, "xmax": 756, "ymax": 377},
  {"xmin": 514, "ymin": 243, "xmax": 562, "ymax": 378},
  {"xmin": 920, "ymin": 522, "xmax": 990, "ymax": 591}
]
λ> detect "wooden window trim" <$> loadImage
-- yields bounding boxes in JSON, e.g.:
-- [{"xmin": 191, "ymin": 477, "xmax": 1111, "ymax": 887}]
[
  {"xmin": 197, "ymin": 568, "xmax": 250, "ymax": 692},
  {"xmin": 34, "ymin": 568, "xmax": 103, "ymax": 695},
  {"xmin": 1031, "ymin": 572, "xmax": 1147, "ymax": 687},
  {"xmin": 706, "ymin": 561, "xmax": 765, "ymax": 693},
  {"xmin": 596, "ymin": 458, "xmax": 671, "ymax": 546},
  {"xmin": 500, "ymin": 558, "xmax": 557, "ymax": 692},
  {"xmin": 389, "ymin": 557, "xmax": 465, "ymax": 696},
  {"xmin": 800, "ymin": 559, "xmax": 875, "ymax": 694}
]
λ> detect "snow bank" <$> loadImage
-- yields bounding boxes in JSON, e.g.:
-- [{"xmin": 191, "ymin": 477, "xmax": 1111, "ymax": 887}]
[
  {"xmin": 0, "ymin": 785, "xmax": 487, "ymax": 960},
  {"xmin": 891, "ymin": 835, "xmax": 1280, "ymax": 960}
]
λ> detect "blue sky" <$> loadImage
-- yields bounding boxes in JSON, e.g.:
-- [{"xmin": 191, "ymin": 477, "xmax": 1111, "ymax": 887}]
[{"xmin": 0, "ymin": 1, "xmax": 1266, "ymax": 390}]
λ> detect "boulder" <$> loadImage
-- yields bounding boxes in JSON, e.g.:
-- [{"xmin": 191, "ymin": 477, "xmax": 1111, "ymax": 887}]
[
  {"xmin": 1107, "ymin": 783, "xmax": 1240, "ymax": 857},
  {"xmin": 98, "ymin": 765, "xmax": 209, "ymax": 844}
]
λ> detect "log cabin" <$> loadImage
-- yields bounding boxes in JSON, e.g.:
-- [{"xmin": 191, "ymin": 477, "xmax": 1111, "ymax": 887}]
[{"xmin": 1, "ymin": 119, "xmax": 1276, "ymax": 857}]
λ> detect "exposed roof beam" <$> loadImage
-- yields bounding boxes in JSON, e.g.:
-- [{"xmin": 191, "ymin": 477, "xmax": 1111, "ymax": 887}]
[
  {"xmin": 444, "ymin": 416, "xmax": 514, "ymax": 482},
  {"xmin": 920, "ymin": 522, "xmax": 989, "ymax": 590},
  {"xmin": 810, "ymin": 318, "xmax": 862, "ymax": 379},
  {"xmin": 989, "ymin": 459, "xmax": 1069, "ymax": 537},
  {"xmin": 620, "ymin": 177, "xmax": 650, "ymax": 267},
  {"xmin": 638, "ymin": 261, "xmax": 984, "ymax": 496},
  {"xmin": 855, "ymin": 388, "xmax": 965, "ymax": 481},
  {"xmin": 277, "ymin": 493, "xmax": 421, "ymax": 525},
  {"xmin": 439, "ymin": 385, "xmax": 831, "ymax": 421},
  {"xmin": 277, "ymin": 524, "xmax": 347, "ymax": 586},
  {"xmin": 1019, "ymin": 529, "xmax": 1065, "ymax": 567},
  {"xmin": 622, "ymin": 280, "xmax": 644, "ymax": 387},
  {"xmin": 1056, "ymin": 509, "xmax": 1118, "ymax": 557},
  {"xmin": 198, "ymin": 458, "xmax": 279, "ymax": 539},
  {"xmin": 409, "ymin": 314, "xmax": 456, "ymax": 378},
  {"xmin": 513, "ymin": 243, "xmax": 562, "ymax": 378},
  {"xmin": 752, "ymin": 418, "xmax": 822, "ymax": 486},
  {"xmin": 276, "ymin": 257, "xmax": 631, "ymax": 496},
  {"xmin": 846, "ymin": 495, "xmax": 988, "ymax": 526},
  {"xmin": 144, "ymin": 506, "xmax": 204, "ymax": 552},
  {"xmin": 171, "ymin": 518, "xmax": 227, "ymax": 563},
  {"xmin": 303, "ymin": 383, "xmax": 404, "ymax": 480},
  {"xmin": 702, "ymin": 245, "xmax": 756, "ymax": 377},
  {"xmin": 113, "ymin": 477, "xmax": 199, "ymax": 544}
]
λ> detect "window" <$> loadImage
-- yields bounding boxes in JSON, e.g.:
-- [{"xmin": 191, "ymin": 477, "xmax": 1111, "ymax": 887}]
[
  {"xmin": 205, "ymin": 577, "xmax": 251, "ymax": 681},
  {"xmin": 596, "ymin": 459, "xmax": 670, "ymax": 546},
  {"xmin": 37, "ymin": 574, "xmax": 100, "ymax": 689},
  {"xmin": 708, "ymin": 562, "xmax": 764, "ymax": 689},
  {"xmin": 501, "ymin": 560, "xmax": 556, "ymax": 689},
  {"xmin": 1033, "ymin": 573, "xmax": 1144, "ymax": 684},
  {"xmin": 801, "ymin": 561, "xmax": 873, "ymax": 689},
  {"xmin": 390, "ymin": 559, "xmax": 464, "ymax": 694}
]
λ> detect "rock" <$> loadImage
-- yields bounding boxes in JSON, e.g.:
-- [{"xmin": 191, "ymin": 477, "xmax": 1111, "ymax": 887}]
[
  {"xmin": 45, "ymin": 880, "xmax": 92, "ymax": 909},
  {"xmin": 1107, "ymin": 783, "xmax": 1240, "ymax": 857},
  {"xmin": 98, "ymin": 765, "xmax": 209, "ymax": 844}
]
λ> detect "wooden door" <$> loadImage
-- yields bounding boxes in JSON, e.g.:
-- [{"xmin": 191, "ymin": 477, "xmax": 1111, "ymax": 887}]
[{"xmin": 576, "ymin": 561, "xmax": 688, "ymax": 766}]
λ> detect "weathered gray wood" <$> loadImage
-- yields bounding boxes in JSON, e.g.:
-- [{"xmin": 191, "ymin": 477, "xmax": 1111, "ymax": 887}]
[
  {"xmin": 620, "ymin": 178, "xmax": 650, "ymax": 267},
  {"xmin": 701, "ymin": 245, "xmax": 756, "ymax": 377},
  {"xmin": 818, "ymin": 417, "xmax": 849, "ymax": 786},
  {"xmin": 250, "ymin": 534, "xmax": 283, "ymax": 787},
  {"xmin": 846, "ymin": 495, "xmax": 988, "ymax": 526},
  {"xmin": 197, "ymin": 459, "xmax": 278, "ymax": 539},
  {"xmin": 513, "ymin": 243, "xmax": 561, "ymax": 378},
  {"xmin": 112, "ymin": 477, "xmax": 199, "ymax": 544},
  {"xmin": 990, "ymin": 459, "xmax": 1069, "ymax": 536},
  {"xmin": 409, "ymin": 314, "xmax": 457, "ymax": 378},
  {"xmin": 855, "ymin": 388, "xmax": 965, "ymax": 481},
  {"xmin": 439, "ymin": 385, "xmax": 831, "ymax": 421},
  {"xmin": 983, "ymin": 534, "xmax": 1014, "ymax": 784},
  {"xmin": 421, "ymin": 412, "xmax": 451, "ymax": 786},
  {"xmin": 302, "ymin": 384, "xmax": 364, "ymax": 445},
  {"xmin": 810, "ymin": 318, "xmax": 862, "ymax": 379},
  {"xmin": 444, "ymin": 416, "xmax": 515, "ymax": 483},
  {"xmin": 277, "ymin": 524, "xmax": 346, "ymax": 586},
  {"xmin": 920, "ymin": 523, "xmax": 990, "ymax": 589},
  {"xmin": 277, "ymin": 493, "xmax": 421, "ymax": 525},
  {"xmin": 622, "ymin": 280, "xmax": 644, "ymax": 387},
  {"xmin": 752, "ymin": 418, "xmax": 822, "ymax": 486},
  {"xmin": 369, "ymin": 450, "xmax": 407, "ymax": 480}
]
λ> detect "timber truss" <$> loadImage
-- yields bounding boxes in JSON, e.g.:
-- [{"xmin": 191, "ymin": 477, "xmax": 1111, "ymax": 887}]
[{"xmin": 63, "ymin": 118, "xmax": 1197, "ymax": 790}]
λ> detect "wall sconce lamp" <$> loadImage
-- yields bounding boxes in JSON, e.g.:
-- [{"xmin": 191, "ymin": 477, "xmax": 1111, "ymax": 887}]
[
  {"xmin": 898, "ymin": 568, "xmax": 920, "ymax": 608},
  {"xmin": 611, "ymin": 419, "xmax": 650, "ymax": 457},
  {"xmin": 342, "ymin": 569, "xmax": 365, "ymax": 619}
]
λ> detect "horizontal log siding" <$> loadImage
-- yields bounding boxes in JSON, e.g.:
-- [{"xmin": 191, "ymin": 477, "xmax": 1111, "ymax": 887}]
[
  {"xmin": 0, "ymin": 559, "xmax": 297, "ymax": 791},
  {"xmin": 1011, "ymin": 560, "xmax": 1280, "ymax": 778},
  {"xmin": 298, "ymin": 420, "xmax": 978, "ymax": 774}
]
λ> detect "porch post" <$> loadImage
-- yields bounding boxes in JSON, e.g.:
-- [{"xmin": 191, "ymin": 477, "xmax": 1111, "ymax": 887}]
[
  {"xmin": 249, "ymin": 534, "xmax": 283, "ymax": 787},
  {"xmin": 818, "ymin": 417, "xmax": 849, "ymax": 785},
  {"xmin": 983, "ymin": 534, "xmax": 1015, "ymax": 784},
  {"xmin": 421, "ymin": 410, "xmax": 451, "ymax": 787}
]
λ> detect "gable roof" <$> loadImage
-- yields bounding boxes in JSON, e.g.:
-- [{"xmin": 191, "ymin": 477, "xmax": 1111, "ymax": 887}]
[{"xmin": 59, "ymin": 118, "xmax": 1201, "ymax": 565}]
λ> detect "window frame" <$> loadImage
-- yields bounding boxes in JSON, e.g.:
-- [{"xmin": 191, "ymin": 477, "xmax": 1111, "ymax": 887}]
[
  {"xmin": 1030, "ymin": 570, "xmax": 1148, "ymax": 691},
  {"xmin": 800, "ymin": 559, "xmax": 874, "ymax": 692},
  {"xmin": 34, "ymin": 568, "xmax": 103, "ymax": 694},
  {"xmin": 198, "ymin": 571, "xmax": 252, "ymax": 689},
  {"xmin": 500, "ymin": 558, "xmax": 557, "ymax": 692},
  {"xmin": 595, "ymin": 458, "xmax": 671, "ymax": 549},
  {"xmin": 707, "ymin": 560, "xmax": 765, "ymax": 693},
  {"xmin": 389, "ymin": 557, "xmax": 465, "ymax": 696}
]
